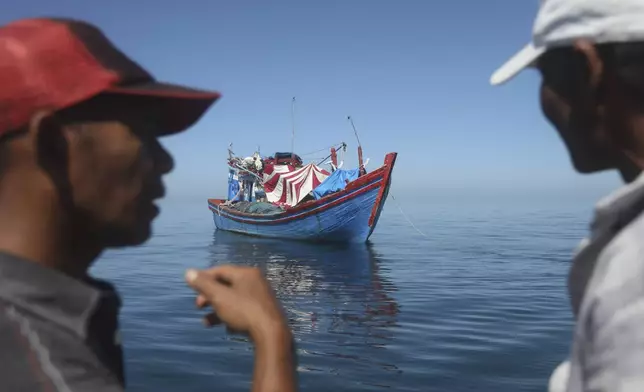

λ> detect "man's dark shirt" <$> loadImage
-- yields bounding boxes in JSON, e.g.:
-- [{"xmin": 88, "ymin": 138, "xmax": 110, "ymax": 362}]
[{"xmin": 0, "ymin": 251, "xmax": 125, "ymax": 391}]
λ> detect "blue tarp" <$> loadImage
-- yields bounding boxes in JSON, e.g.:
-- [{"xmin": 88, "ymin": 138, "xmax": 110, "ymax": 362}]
[
  {"xmin": 312, "ymin": 168, "xmax": 360, "ymax": 200},
  {"xmin": 227, "ymin": 171, "xmax": 241, "ymax": 201}
]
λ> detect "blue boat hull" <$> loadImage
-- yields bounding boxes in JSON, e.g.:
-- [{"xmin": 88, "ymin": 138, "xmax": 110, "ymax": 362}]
[{"xmin": 208, "ymin": 153, "xmax": 397, "ymax": 243}]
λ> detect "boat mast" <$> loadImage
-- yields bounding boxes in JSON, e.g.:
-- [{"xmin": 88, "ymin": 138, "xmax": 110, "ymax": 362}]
[
  {"xmin": 291, "ymin": 97, "xmax": 296, "ymax": 161},
  {"xmin": 347, "ymin": 116, "xmax": 365, "ymax": 175}
]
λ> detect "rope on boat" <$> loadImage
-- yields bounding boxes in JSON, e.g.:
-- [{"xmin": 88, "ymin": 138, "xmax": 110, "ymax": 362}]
[
  {"xmin": 300, "ymin": 142, "xmax": 346, "ymax": 157},
  {"xmin": 389, "ymin": 192, "xmax": 429, "ymax": 239}
]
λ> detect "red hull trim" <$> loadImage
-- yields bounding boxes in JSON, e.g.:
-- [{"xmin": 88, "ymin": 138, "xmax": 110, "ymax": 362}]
[{"xmin": 368, "ymin": 153, "xmax": 397, "ymax": 226}]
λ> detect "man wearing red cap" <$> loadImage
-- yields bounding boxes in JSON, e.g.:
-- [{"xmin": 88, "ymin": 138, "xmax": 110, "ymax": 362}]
[
  {"xmin": 0, "ymin": 18, "xmax": 296, "ymax": 391},
  {"xmin": 492, "ymin": 0, "xmax": 644, "ymax": 391}
]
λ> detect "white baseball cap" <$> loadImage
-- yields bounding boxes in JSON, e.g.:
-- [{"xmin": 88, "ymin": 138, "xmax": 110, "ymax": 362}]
[{"xmin": 490, "ymin": 0, "xmax": 644, "ymax": 86}]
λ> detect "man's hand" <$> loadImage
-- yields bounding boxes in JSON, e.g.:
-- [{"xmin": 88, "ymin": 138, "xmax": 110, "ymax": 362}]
[
  {"xmin": 185, "ymin": 265, "xmax": 297, "ymax": 392},
  {"xmin": 185, "ymin": 265, "xmax": 286, "ymax": 339}
]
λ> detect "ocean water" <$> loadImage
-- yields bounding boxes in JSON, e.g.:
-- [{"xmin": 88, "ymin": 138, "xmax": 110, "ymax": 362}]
[{"xmin": 92, "ymin": 195, "xmax": 592, "ymax": 391}]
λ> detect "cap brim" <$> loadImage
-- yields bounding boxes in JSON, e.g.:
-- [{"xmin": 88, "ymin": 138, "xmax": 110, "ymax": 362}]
[
  {"xmin": 106, "ymin": 81, "xmax": 221, "ymax": 135},
  {"xmin": 490, "ymin": 43, "xmax": 545, "ymax": 86}
]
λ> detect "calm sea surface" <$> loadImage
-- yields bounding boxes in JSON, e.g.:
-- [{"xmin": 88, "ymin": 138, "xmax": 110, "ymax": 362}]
[{"xmin": 92, "ymin": 196, "xmax": 593, "ymax": 391}]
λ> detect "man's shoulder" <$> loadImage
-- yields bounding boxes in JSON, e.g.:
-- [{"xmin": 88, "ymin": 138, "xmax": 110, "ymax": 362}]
[
  {"xmin": 584, "ymin": 211, "xmax": 644, "ymax": 321},
  {"xmin": 566, "ymin": 210, "xmax": 644, "ymax": 392},
  {"xmin": 0, "ymin": 298, "xmax": 123, "ymax": 391},
  {"xmin": 598, "ymin": 212, "xmax": 644, "ymax": 284},
  {"xmin": 0, "ymin": 299, "xmax": 53, "ymax": 391},
  {"xmin": 0, "ymin": 298, "xmax": 79, "ymax": 391}
]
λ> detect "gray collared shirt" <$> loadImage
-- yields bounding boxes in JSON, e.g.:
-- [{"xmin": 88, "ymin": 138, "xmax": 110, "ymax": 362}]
[
  {"xmin": 549, "ymin": 172, "xmax": 644, "ymax": 392},
  {"xmin": 0, "ymin": 251, "xmax": 125, "ymax": 391}
]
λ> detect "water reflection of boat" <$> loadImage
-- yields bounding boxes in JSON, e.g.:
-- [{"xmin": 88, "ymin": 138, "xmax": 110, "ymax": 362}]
[
  {"xmin": 209, "ymin": 232, "xmax": 403, "ymax": 386},
  {"xmin": 208, "ymin": 230, "xmax": 399, "ymax": 337}
]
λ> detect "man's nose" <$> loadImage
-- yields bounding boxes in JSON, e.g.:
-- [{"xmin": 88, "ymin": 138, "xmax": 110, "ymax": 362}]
[{"xmin": 154, "ymin": 140, "xmax": 174, "ymax": 174}]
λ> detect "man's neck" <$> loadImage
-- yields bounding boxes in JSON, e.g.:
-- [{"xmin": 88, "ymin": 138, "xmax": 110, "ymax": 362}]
[{"xmin": 0, "ymin": 191, "xmax": 101, "ymax": 279}]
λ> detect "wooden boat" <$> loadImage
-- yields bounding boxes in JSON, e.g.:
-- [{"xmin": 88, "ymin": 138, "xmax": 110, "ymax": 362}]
[{"xmin": 207, "ymin": 149, "xmax": 397, "ymax": 243}]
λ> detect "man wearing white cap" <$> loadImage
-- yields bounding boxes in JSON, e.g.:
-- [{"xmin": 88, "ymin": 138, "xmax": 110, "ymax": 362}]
[{"xmin": 492, "ymin": 0, "xmax": 644, "ymax": 391}]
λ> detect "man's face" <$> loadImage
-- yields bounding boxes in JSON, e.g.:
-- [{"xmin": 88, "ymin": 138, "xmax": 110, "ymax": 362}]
[
  {"xmin": 537, "ymin": 48, "xmax": 618, "ymax": 174},
  {"xmin": 59, "ymin": 94, "xmax": 174, "ymax": 247}
]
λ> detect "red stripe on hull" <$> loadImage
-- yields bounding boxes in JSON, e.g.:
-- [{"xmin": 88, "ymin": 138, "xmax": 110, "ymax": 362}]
[{"xmin": 368, "ymin": 153, "xmax": 397, "ymax": 227}]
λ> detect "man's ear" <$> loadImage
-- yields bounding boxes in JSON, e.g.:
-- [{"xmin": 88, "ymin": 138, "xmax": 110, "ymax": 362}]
[
  {"xmin": 29, "ymin": 110, "xmax": 75, "ymax": 210},
  {"xmin": 572, "ymin": 40, "xmax": 609, "ymax": 129},
  {"xmin": 27, "ymin": 110, "xmax": 68, "ymax": 169},
  {"xmin": 27, "ymin": 110, "xmax": 54, "ymax": 134},
  {"xmin": 573, "ymin": 40, "xmax": 604, "ymax": 89}
]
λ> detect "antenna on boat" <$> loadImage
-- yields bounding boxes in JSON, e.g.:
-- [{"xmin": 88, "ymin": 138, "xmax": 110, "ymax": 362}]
[
  {"xmin": 347, "ymin": 116, "xmax": 362, "ymax": 147},
  {"xmin": 291, "ymin": 97, "xmax": 296, "ymax": 160},
  {"xmin": 347, "ymin": 116, "xmax": 365, "ymax": 175}
]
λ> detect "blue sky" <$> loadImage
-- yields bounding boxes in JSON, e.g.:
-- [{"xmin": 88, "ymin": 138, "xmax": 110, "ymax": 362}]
[{"xmin": 3, "ymin": 1, "xmax": 622, "ymax": 202}]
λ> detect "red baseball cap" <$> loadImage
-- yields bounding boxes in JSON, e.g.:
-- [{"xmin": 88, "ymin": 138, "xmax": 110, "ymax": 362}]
[{"xmin": 0, "ymin": 17, "xmax": 221, "ymax": 136}]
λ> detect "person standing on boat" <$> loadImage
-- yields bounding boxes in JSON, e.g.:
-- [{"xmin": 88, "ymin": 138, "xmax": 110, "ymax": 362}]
[
  {"xmin": 492, "ymin": 0, "xmax": 644, "ymax": 391},
  {"xmin": 0, "ymin": 18, "xmax": 297, "ymax": 392}
]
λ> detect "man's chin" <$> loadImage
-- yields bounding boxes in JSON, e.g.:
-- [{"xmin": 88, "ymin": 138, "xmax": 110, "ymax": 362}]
[
  {"xmin": 574, "ymin": 163, "xmax": 608, "ymax": 174},
  {"xmin": 102, "ymin": 222, "xmax": 153, "ymax": 248},
  {"xmin": 571, "ymin": 154, "xmax": 614, "ymax": 174}
]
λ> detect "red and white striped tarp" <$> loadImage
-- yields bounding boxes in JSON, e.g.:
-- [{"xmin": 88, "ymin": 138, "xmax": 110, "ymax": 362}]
[{"xmin": 263, "ymin": 163, "xmax": 330, "ymax": 207}]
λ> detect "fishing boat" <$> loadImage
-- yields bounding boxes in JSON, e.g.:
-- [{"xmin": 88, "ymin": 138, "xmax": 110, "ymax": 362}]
[
  {"xmin": 207, "ymin": 101, "xmax": 397, "ymax": 243},
  {"xmin": 207, "ymin": 151, "xmax": 396, "ymax": 243}
]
